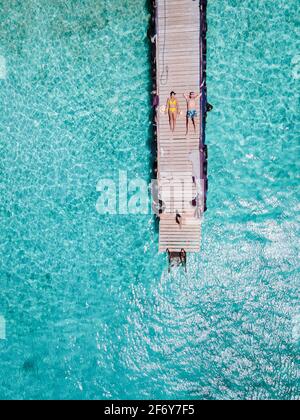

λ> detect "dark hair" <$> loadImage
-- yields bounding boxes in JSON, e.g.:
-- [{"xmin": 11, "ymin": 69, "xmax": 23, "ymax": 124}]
[{"xmin": 170, "ymin": 91, "xmax": 176, "ymax": 96}]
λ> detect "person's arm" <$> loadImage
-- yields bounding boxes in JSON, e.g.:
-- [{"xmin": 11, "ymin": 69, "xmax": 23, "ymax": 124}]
[
  {"xmin": 195, "ymin": 82, "xmax": 205, "ymax": 100},
  {"xmin": 183, "ymin": 93, "xmax": 188, "ymax": 101},
  {"xmin": 176, "ymin": 100, "xmax": 181, "ymax": 114},
  {"xmin": 165, "ymin": 99, "xmax": 169, "ymax": 113}
]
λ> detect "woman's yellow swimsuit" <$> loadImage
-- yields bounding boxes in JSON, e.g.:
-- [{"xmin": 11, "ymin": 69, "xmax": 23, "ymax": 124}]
[{"xmin": 168, "ymin": 99, "xmax": 177, "ymax": 113}]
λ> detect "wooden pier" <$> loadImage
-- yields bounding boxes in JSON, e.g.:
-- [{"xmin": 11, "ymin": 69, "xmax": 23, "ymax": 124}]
[{"xmin": 155, "ymin": 0, "xmax": 205, "ymax": 254}]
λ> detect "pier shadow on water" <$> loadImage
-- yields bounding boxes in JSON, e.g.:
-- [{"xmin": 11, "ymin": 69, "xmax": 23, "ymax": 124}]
[{"xmin": 146, "ymin": 0, "xmax": 160, "ymax": 234}]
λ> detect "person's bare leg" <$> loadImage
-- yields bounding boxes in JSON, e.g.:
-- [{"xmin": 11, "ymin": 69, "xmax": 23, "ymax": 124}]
[
  {"xmin": 169, "ymin": 112, "xmax": 173, "ymax": 132},
  {"xmin": 186, "ymin": 117, "xmax": 189, "ymax": 136},
  {"xmin": 172, "ymin": 112, "xmax": 177, "ymax": 132},
  {"xmin": 172, "ymin": 114, "xmax": 176, "ymax": 132},
  {"xmin": 192, "ymin": 117, "xmax": 197, "ymax": 133}
]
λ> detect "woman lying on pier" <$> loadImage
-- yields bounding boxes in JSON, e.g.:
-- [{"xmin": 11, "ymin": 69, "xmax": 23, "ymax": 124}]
[{"xmin": 165, "ymin": 91, "xmax": 180, "ymax": 133}]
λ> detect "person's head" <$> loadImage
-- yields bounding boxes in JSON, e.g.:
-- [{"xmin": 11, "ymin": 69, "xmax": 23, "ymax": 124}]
[
  {"xmin": 189, "ymin": 92, "xmax": 196, "ymax": 99},
  {"xmin": 170, "ymin": 91, "xmax": 176, "ymax": 98}
]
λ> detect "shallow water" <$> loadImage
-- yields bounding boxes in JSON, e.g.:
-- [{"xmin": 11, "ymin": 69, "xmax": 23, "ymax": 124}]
[{"xmin": 0, "ymin": 0, "xmax": 299, "ymax": 400}]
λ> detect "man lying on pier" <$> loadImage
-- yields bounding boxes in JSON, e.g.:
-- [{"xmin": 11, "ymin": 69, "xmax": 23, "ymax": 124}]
[{"xmin": 184, "ymin": 91, "xmax": 201, "ymax": 136}]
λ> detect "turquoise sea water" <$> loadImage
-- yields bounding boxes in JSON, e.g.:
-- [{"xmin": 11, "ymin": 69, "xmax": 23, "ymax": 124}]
[{"xmin": 0, "ymin": 0, "xmax": 299, "ymax": 400}]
